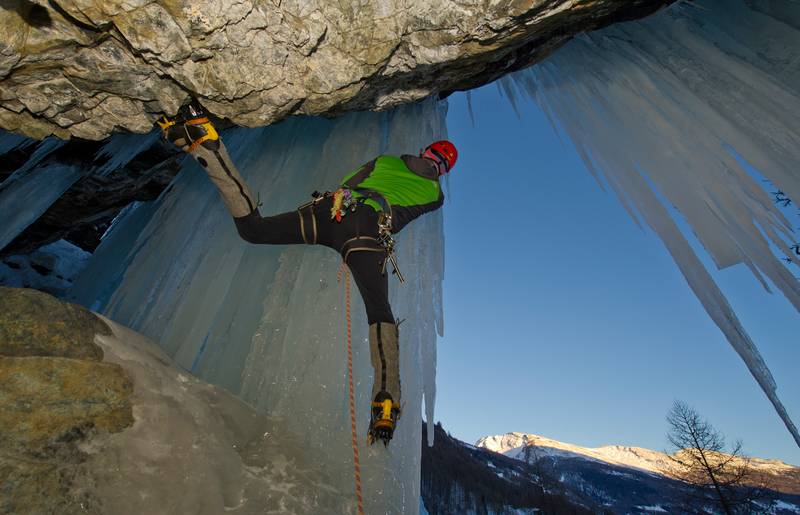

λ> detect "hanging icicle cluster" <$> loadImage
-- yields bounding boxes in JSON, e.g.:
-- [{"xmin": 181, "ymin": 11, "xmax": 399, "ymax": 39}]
[{"xmin": 500, "ymin": 0, "xmax": 800, "ymax": 446}]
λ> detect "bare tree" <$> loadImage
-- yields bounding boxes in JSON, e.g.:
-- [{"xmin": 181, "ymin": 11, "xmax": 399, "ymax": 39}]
[
  {"xmin": 665, "ymin": 400, "xmax": 774, "ymax": 514},
  {"xmin": 522, "ymin": 438, "xmax": 550, "ymax": 490}
]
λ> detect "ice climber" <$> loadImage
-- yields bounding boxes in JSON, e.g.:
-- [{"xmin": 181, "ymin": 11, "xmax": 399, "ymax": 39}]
[{"xmin": 158, "ymin": 102, "xmax": 457, "ymax": 445}]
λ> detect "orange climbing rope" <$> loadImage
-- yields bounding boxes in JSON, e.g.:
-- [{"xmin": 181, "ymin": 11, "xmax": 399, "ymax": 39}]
[{"xmin": 338, "ymin": 264, "xmax": 365, "ymax": 515}]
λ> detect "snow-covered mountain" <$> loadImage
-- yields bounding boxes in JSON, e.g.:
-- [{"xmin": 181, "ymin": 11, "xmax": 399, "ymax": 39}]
[
  {"xmin": 422, "ymin": 426, "xmax": 800, "ymax": 514},
  {"xmin": 476, "ymin": 432, "xmax": 800, "ymax": 486}
]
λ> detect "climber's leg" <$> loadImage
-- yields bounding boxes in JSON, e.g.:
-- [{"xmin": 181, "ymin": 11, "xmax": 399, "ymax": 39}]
[
  {"xmin": 233, "ymin": 209, "xmax": 306, "ymax": 245},
  {"xmin": 346, "ymin": 251, "xmax": 393, "ymax": 326},
  {"xmin": 158, "ymin": 106, "xmax": 305, "ymax": 245},
  {"xmin": 346, "ymin": 251, "xmax": 401, "ymax": 445},
  {"xmin": 159, "ymin": 108, "xmax": 256, "ymax": 218},
  {"xmin": 192, "ymin": 140, "xmax": 256, "ymax": 218}
]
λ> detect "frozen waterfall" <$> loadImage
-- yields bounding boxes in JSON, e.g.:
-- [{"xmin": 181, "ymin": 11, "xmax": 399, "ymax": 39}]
[
  {"xmin": 69, "ymin": 100, "xmax": 447, "ymax": 515},
  {"xmin": 500, "ymin": 0, "xmax": 800, "ymax": 446}
]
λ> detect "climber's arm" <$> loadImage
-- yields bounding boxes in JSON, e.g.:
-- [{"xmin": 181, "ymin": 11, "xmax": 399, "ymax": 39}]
[{"xmin": 389, "ymin": 189, "xmax": 444, "ymax": 233}]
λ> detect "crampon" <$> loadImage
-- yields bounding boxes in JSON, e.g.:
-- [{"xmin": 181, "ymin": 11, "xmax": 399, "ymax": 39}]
[
  {"xmin": 367, "ymin": 391, "xmax": 400, "ymax": 446},
  {"xmin": 156, "ymin": 100, "xmax": 219, "ymax": 153}
]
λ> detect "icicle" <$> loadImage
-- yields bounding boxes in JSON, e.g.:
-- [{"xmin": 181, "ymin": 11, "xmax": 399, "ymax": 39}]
[
  {"xmin": 5, "ymin": 137, "xmax": 67, "ymax": 179},
  {"xmin": 94, "ymin": 130, "xmax": 162, "ymax": 176},
  {"xmin": 0, "ymin": 163, "xmax": 84, "ymax": 252},
  {"xmin": 498, "ymin": 76, "xmax": 523, "ymax": 119},
  {"xmin": 0, "ymin": 133, "xmax": 77, "ymax": 252},
  {"xmin": 0, "ymin": 126, "xmax": 176, "ymax": 257},
  {"xmin": 507, "ymin": 0, "xmax": 800, "ymax": 446},
  {"xmin": 465, "ymin": 90, "xmax": 476, "ymax": 128},
  {"xmin": 0, "ymin": 131, "xmax": 35, "ymax": 157}
]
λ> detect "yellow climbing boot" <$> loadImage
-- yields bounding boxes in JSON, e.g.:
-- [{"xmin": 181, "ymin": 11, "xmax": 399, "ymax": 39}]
[{"xmin": 367, "ymin": 391, "xmax": 400, "ymax": 446}]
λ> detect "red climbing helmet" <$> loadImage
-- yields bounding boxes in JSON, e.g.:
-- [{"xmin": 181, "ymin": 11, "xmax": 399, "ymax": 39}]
[{"xmin": 422, "ymin": 140, "xmax": 458, "ymax": 174}]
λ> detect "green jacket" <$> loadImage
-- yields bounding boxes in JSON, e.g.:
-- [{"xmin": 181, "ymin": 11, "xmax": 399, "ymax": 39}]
[{"xmin": 341, "ymin": 155, "xmax": 444, "ymax": 233}]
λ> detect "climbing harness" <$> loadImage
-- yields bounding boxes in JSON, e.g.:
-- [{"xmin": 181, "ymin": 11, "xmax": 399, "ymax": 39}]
[
  {"xmin": 184, "ymin": 117, "xmax": 219, "ymax": 153},
  {"xmin": 340, "ymin": 235, "xmax": 384, "ymax": 264},
  {"xmin": 297, "ymin": 191, "xmax": 325, "ymax": 245},
  {"xmin": 344, "ymin": 186, "xmax": 405, "ymax": 283},
  {"xmin": 339, "ymin": 154, "xmax": 443, "ymax": 282},
  {"xmin": 338, "ymin": 265, "xmax": 365, "ymax": 515},
  {"xmin": 300, "ymin": 187, "xmax": 405, "ymax": 282}
]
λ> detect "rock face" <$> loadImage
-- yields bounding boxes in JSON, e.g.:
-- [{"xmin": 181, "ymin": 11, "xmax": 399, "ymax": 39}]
[
  {"xmin": 0, "ymin": 286, "xmax": 132, "ymax": 514},
  {"xmin": 0, "ymin": 285, "xmax": 110, "ymax": 358},
  {"xmin": 0, "ymin": 287, "xmax": 349, "ymax": 514},
  {"xmin": 0, "ymin": 0, "xmax": 673, "ymax": 140}
]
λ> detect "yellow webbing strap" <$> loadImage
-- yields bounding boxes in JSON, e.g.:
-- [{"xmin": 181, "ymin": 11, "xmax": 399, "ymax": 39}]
[
  {"xmin": 380, "ymin": 398, "xmax": 393, "ymax": 420},
  {"xmin": 297, "ymin": 201, "xmax": 319, "ymax": 245},
  {"xmin": 185, "ymin": 117, "xmax": 219, "ymax": 153}
]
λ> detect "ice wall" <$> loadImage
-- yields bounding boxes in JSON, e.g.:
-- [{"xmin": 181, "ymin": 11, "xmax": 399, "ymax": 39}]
[
  {"xmin": 70, "ymin": 100, "xmax": 447, "ymax": 514},
  {"xmin": 0, "ymin": 130, "xmax": 167, "ymax": 254},
  {"xmin": 501, "ymin": 0, "xmax": 800, "ymax": 445},
  {"xmin": 0, "ymin": 134, "xmax": 73, "ymax": 251}
]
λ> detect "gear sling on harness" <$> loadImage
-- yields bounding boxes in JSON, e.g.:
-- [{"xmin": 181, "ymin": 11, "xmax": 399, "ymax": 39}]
[{"xmin": 296, "ymin": 189, "xmax": 405, "ymax": 283}]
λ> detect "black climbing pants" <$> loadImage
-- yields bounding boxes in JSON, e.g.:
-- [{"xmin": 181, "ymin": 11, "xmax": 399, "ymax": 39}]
[{"xmin": 233, "ymin": 196, "xmax": 394, "ymax": 325}]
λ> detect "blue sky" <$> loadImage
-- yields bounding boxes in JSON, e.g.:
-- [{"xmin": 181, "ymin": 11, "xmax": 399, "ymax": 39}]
[{"xmin": 435, "ymin": 84, "xmax": 800, "ymax": 466}]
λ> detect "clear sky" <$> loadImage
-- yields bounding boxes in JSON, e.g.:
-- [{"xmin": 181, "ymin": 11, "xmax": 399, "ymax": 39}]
[{"xmin": 434, "ymin": 83, "xmax": 800, "ymax": 466}]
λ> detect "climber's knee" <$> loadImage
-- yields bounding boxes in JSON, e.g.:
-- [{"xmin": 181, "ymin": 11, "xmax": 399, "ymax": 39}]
[
  {"xmin": 366, "ymin": 304, "xmax": 394, "ymax": 326},
  {"xmin": 233, "ymin": 210, "xmax": 265, "ymax": 244}
]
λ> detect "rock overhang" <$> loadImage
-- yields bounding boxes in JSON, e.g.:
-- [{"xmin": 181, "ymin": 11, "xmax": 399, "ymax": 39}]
[{"xmin": 1, "ymin": 0, "xmax": 674, "ymax": 140}]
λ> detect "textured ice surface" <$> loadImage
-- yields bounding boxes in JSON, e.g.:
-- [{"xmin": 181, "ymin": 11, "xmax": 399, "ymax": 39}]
[
  {"xmin": 88, "ymin": 316, "xmax": 351, "ymax": 514},
  {"xmin": 501, "ymin": 0, "xmax": 800, "ymax": 445},
  {"xmin": 71, "ymin": 100, "xmax": 447, "ymax": 514}
]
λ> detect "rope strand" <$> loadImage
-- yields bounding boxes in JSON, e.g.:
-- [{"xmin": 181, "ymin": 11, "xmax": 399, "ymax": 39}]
[{"xmin": 339, "ymin": 263, "xmax": 365, "ymax": 515}]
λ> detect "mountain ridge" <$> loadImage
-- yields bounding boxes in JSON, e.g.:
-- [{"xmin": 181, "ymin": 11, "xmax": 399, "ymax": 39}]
[
  {"xmin": 422, "ymin": 424, "xmax": 800, "ymax": 514},
  {"xmin": 475, "ymin": 431, "xmax": 800, "ymax": 494}
]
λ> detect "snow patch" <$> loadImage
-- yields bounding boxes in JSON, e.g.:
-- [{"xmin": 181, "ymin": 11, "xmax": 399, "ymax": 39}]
[
  {"xmin": 0, "ymin": 239, "xmax": 90, "ymax": 297},
  {"xmin": 774, "ymin": 500, "xmax": 800, "ymax": 514},
  {"xmin": 476, "ymin": 431, "xmax": 799, "ymax": 478}
]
